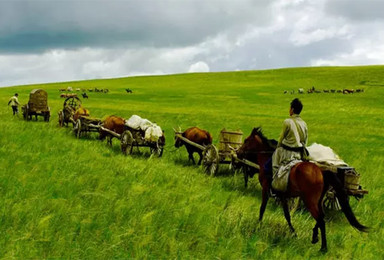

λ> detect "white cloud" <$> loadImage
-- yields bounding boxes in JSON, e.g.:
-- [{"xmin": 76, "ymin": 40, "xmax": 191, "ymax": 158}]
[
  {"xmin": 188, "ymin": 61, "xmax": 210, "ymax": 73},
  {"xmin": 1, "ymin": 0, "xmax": 384, "ymax": 87}
]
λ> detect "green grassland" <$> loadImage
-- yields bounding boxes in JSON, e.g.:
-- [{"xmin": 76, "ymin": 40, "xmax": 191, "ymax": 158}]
[{"xmin": 0, "ymin": 66, "xmax": 383, "ymax": 259}]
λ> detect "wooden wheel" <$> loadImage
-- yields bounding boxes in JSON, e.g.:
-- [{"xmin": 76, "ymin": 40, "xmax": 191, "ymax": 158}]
[
  {"xmin": 202, "ymin": 144, "xmax": 219, "ymax": 176},
  {"xmin": 323, "ymin": 189, "xmax": 341, "ymax": 210},
  {"xmin": 64, "ymin": 96, "xmax": 82, "ymax": 110},
  {"xmin": 58, "ymin": 110, "xmax": 64, "ymax": 126},
  {"xmin": 150, "ymin": 142, "xmax": 164, "ymax": 157},
  {"xmin": 73, "ymin": 119, "xmax": 82, "ymax": 138},
  {"xmin": 121, "ymin": 130, "xmax": 133, "ymax": 155}
]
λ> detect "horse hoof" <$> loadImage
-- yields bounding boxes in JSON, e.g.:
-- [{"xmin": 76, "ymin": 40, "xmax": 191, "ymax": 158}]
[
  {"xmin": 320, "ymin": 247, "xmax": 327, "ymax": 253},
  {"xmin": 311, "ymin": 237, "xmax": 319, "ymax": 244}
]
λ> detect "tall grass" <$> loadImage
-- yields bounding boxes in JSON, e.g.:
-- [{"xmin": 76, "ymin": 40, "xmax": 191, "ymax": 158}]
[{"xmin": 0, "ymin": 66, "xmax": 383, "ymax": 258}]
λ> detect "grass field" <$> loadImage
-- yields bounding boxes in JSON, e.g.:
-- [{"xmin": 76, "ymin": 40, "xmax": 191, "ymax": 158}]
[{"xmin": 0, "ymin": 65, "xmax": 383, "ymax": 259}]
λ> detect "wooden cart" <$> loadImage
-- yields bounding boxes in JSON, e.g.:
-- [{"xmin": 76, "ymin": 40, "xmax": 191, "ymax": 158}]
[
  {"xmin": 58, "ymin": 96, "xmax": 82, "ymax": 127},
  {"xmin": 174, "ymin": 128, "xmax": 260, "ymax": 176},
  {"xmin": 316, "ymin": 164, "xmax": 368, "ymax": 210},
  {"xmin": 22, "ymin": 89, "xmax": 50, "ymax": 122},
  {"xmin": 118, "ymin": 127, "xmax": 165, "ymax": 157},
  {"xmin": 73, "ymin": 115, "xmax": 102, "ymax": 139},
  {"xmin": 79, "ymin": 119, "xmax": 165, "ymax": 157}
]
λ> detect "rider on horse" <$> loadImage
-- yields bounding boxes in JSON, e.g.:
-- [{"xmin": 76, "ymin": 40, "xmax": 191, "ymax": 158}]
[{"xmin": 271, "ymin": 98, "xmax": 308, "ymax": 192}]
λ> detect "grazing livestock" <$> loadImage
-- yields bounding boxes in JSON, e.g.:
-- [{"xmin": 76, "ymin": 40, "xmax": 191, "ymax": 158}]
[
  {"xmin": 73, "ymin": 106, "xmax": 90, "ymax": 122},
  {"xmin": 343, "ymin": 89, "xmax": 355, "ymax": 94},
  {"xmin": 174, "ymin": 127, "xmax": 213, "ymax": 165},
  {"xmin": 126, "ymin": 88, "xmax": 133, "ymax": 93},
  {"xmin": 60, "ymin": 93, "xmax": 77, "ymax": 98},
  {"xmin": 67, "ymin": 86, "xmax": 73, "ymax": 92},
  {"xmin": 82, "ymin": 92, "xmax": 89, "ymax": 99},
  {"xmin": 298, "ymin": 88, "xmax": 304, "ymax": 94},
  {"xmin": 100, "ymin": 115, "xmax": 126, "ymax": 146}
]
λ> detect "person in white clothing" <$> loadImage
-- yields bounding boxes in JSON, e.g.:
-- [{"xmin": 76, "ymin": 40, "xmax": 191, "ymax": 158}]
[
  {"xmin": 272, "ymin": 98, "xmax": 308, "ymax": 184},
  {"xmin": 8, "ymin": 93, "xmax": 20, "ymax": 116}
]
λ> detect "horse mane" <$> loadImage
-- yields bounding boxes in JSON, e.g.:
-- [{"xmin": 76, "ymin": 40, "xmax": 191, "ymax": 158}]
[{"xmin": 251, "ymin": 127, "xmax": 277, "ymax": 149}]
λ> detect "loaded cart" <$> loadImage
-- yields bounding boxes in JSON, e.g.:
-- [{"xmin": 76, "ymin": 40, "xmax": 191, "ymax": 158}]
[
  {"xmin": 81, "ymin": 115, "xmax": 165, "ymax": 157},
  {"xmin": 174, "ymin": 128, "xmax": 260, "ymax": 176},
  {"xmin": 58, "ymin": 96, "xmax": 82, "ymax": 127},
  {"xmin": 22, "ymin": 89, "xmax": 50, "ymax": 121},
  {"xmin": 120, "ymin": 115, "xmax": 165, "ymax": 157},
  {"xmin": 308, "ymin": 143, "xmax": 368, "ymax": 210}
]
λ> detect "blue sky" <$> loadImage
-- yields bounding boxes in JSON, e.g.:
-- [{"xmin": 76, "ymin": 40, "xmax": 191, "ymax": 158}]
[{"xmin": 1, "ymin": 0, "xmax": 383, "ymax": 87}]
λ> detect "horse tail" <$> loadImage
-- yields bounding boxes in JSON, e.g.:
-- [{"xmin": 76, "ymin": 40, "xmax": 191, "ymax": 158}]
[{"xmin": 322, "ymin": 171, "xmax": 369, "ymax": 232}]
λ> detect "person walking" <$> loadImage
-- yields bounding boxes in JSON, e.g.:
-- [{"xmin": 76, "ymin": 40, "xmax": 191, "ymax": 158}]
[{"xmin": 8, "ymin": 93, "xmax": 20, "ymax": 116}]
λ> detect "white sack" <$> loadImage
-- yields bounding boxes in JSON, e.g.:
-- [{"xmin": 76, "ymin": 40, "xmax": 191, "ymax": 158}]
[{"xmin": 307, "ymin": 143, "xmax": 348, "ymax": 166}]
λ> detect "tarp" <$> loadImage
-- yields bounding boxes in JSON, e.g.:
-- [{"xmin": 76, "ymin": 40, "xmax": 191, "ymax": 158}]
[
  {"xmin": 126, "ymin": 115, "xmax": 163, "ymax": 142},
  {"xmin": 307, "ymin": 143, "xmax": 348, "ymax": 167}
]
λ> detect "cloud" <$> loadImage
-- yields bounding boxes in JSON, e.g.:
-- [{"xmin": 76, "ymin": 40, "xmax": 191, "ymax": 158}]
[
  {"xmin": 325, "ymin": 0, "xmax": 384, "ymax": 22},
  {"xmin": 0, "ymin": 0, "xmax": 273, "ymax": 53},
  {"xmin": 1, "ymin": 0, "xmax": 384, "ymax": 87},
  {"xmin": 188, "ymin": 61, "xmax": 210, "ymax": 73}
]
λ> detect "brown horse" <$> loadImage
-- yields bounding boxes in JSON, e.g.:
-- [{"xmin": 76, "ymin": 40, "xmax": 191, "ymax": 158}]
[
  {"xmin": 100, "ymin": 115, "xmax": 126, "ymax": 146},
  {"xmin": 237, "ymin": 127, "xmax": 368, "ymax": 252},
  {"xmin": 174, "ymin": 127, "xmax": 212, "ymax": 165}
]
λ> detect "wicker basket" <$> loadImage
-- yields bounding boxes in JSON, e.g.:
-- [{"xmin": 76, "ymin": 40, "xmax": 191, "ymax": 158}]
[
  {"xmin": 218, "ymin": 129, "xmax": 243, "ymax": 158},
  {"xmin": 337, "ymin": 167, "xmax": 360, "ymax": 190}
]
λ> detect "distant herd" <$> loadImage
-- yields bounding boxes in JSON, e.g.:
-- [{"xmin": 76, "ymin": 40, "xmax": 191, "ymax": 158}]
[
  {"xmin": 58, "ymin": 86, "xmax": 134, "ymax": 99},
  {"xmin": 284, "ymin": 86, "xmax": 365, "ymax": 94}
]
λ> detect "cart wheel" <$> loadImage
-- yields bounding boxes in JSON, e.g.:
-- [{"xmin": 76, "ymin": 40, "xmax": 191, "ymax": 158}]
[
  {"xmin": 73, "ymin": 119, "xmax": 82, "ymax": 138},
  {"xmin": 121, "ymin": 130, "xmax": 133, "ymax": 155},
  {"xmin": 58, "ymin": 110, "xmax": 64, "ymax": 127},
  {"xmin": 202, "ymin": 144, "xmax": 219, "ymax": 176},
  {"xmin": 150, "ymin": 142, "xmax": 164, "ymax": 157},
  {"xmin": 287, "ymin": 197, "xmax": 301, "ymax": 213},
  {"xmin": 64, "ymin": 96, "xmax": 82, "ymax": 110},
  {"xmin": 322, "ymin": 189, "xmax": 341, "ymax": 210}
]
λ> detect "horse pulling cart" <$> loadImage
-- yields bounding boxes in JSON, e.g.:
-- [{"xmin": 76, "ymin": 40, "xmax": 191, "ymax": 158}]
[
  {"xmin": 22, "ymin": 89, "xmax": 50, "ymax": 122},
  {"xmin": 74, "ymin": 116, "xmax": 165, "ymax": 157},
  {"xmin": 175, "ymin": 129, "xmax": 260, "ymax": 176}
]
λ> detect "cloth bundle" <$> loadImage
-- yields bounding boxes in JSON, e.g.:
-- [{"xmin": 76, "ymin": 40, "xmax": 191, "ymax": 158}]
[{"xmin": 126, "ymin": 115, "xmax": 163, "ymax": 142}]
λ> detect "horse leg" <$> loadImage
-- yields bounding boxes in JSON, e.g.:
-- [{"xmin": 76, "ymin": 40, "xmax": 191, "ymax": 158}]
[
  {"xmin": 282, "ymin": 198, "xmax": 296, "ymax": 234},
  {"xmin": 244, "ymin": 172, "xmax": 249, "ymax": 188},
  {"xmin": 305, "ymin": 198, "xmax": 327, "ymax": 252},
  {"xmin": 189, "ymin": 152, "xmax": 196, "ymax": 164},
  {"xmin": 312, "ymin": 223, "xmax": 319, "ymax": 244},
  {"xmin": 259, "ymin": 181, "xmax": 270, "ymax": 221},
  {"xmin": 318, "ymin": 217, "xmax": 327, "ymax": 252},
  {"xmin": 108, "ymin": 136, "xmax": 112, "ymax": 146},
  {"xmin": 197, "ymin": 151, "xmax": 203, "ymax": 165}
]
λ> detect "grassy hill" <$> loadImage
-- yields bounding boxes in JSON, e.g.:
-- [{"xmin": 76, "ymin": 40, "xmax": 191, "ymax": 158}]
[{"xmin": 0, "ymin": 66, "xmax": 383, "ymax": 258}]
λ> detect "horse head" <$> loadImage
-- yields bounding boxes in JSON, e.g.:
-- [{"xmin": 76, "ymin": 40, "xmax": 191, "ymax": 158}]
[
  {"xmin": 173, "ymin": 127, "xmax": 184, "ymax": 148},
  {"xmin": 237, "ymin": 127, "xmax": 276, "ymax": 162}
]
